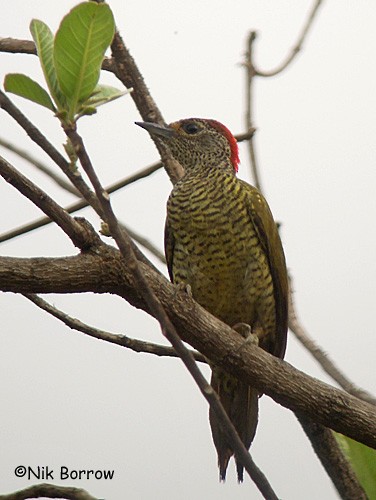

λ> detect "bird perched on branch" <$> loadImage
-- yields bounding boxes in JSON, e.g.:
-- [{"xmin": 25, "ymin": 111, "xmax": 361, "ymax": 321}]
[{"xmin": 136, "ymin": 118, "xmax": 288, "ymax": 482}]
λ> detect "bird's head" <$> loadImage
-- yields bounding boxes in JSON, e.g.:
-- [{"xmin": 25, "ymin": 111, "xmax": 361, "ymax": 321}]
[{"xmin": 136, "ymin": 118, "xmax": 239, "ymax": 173}]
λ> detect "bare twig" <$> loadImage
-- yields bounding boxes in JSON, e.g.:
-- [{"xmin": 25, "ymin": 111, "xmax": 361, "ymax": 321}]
[
  {"xmin": 289, "ymin": 277, "xmax": 376, "ymax": 406},
  {"xmin": 244, "ymin": 31, "xmax": 263, "ymax": 191},
  {"xmin": 0, "ymin": 37, "xmax": 113, "ymax": 72},
  {"xmin": 0, "ymin": 155, "xmax": 93, "ymax": 250},
  {"xmin": 0, "ymin": 91, "xmax": 100, "ymax": 214},
  {"xmin": 296, "ymin": 413, "xmax": 367, "ymax": 499},
  {"xmin": 63, "ymin": 124, "xmax": 279, "ymax": 498},
  {"xmin": 124, "ymin": 224, "xmax": 165, "ymax": 263},
  {"xmin": 243, "ymin": 1, "xmax": 324, "ymax": 188},
  {"xmin": 0, "ymin": 158, "xmax": 166, "ymax": 262},
  {"xmin": 110, "ymin": 31, "xmax": 184, "ymax": 184},
  {"xmin": 254, "ymin": 0, "xmax": 324, "ymax": 77},
  {"xmin": 0, "ymin": 483, "xmax": 99, "ymax": 500},
  {"xmin": 0, "ymin": 137, "xmax": 79, "ymax": 195},
  {"xmin": 0, "ymin": 37, "xmax": 36, "ymax": 55},
  {"xmin": 23, "ymin": 293, "xmax": 205, "ymax": 361},
  {"xmin": 0, "ymin": 92, "xmax": 163, "ymax": 264}
]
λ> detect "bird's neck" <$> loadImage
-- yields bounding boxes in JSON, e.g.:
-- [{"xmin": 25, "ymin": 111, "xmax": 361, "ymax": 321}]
[{"xmin": 182, "ymin": 159, "xmax": 235, "ymax": 179}]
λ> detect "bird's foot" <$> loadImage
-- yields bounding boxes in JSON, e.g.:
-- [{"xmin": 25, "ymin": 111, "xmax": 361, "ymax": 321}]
[
  {"xmin": 174, "ymin": 282, "xmax": 192, "ymax": 297},
  {"xmin": 231, "ymin": 323, "xmax": 261, "ymax": 358},
  {"xmin": 232, "ymin": 322, "xmax": 259, "ymax": 347}
]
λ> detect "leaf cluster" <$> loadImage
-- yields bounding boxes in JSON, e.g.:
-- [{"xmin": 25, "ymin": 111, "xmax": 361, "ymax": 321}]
[{"xmin": 4, "ymin": 2, "xmax": 127, "ymax": 125}]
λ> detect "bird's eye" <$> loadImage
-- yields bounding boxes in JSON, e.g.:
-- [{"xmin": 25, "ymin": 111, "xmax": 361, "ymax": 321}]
[{"xmin": 182, "ymin": 122, "xmax": 200, "ymax": 135}]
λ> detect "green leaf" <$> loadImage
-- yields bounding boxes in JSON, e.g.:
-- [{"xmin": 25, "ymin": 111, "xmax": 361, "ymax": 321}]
[
  {"xmin": 54, "ymin": 2, "xmax": 115, "ymax": 120},
  {"xmin": 335, "ymin": 433, "xmax": 376, "ymax": 498},
  {"xmin": 84, "ymin": 84, "xmax": 129, "ymax": 108},
  {"xmin": 30, "ymin": 19, "xmax": 66, "ymax": 110},
  {"xmin": 76, "ymin": 85, "xmax": 130, "ymax": 120},
  {"xmin": 4, "ymin": 73, "xmax": 55, "ymax": 111}
]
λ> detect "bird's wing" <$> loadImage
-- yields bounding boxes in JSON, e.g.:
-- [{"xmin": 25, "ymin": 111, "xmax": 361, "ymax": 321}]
[
  {"xmin": 164, "ymin": 216, "xmax": 175, "ymax": 282},
  {"xmin": 240, "ymin": 180, "xmax": 289, "ymax": 359}
]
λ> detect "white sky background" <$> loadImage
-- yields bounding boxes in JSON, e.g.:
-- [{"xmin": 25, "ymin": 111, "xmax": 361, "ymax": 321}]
[{"xmin": 1, "ymin": 1, "xmax": 375, "ymax": 499}]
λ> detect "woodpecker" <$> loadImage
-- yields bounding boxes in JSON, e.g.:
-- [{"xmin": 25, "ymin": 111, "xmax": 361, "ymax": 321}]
[{"xmin": 136, "ymin": 118, "xmax": 288, "ymax": 482}]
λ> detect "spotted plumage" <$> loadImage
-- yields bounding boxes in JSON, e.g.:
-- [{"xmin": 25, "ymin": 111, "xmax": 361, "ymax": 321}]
[{"xmin": 136, "ymin": 118, "xmax": 288, "ymax": 482}]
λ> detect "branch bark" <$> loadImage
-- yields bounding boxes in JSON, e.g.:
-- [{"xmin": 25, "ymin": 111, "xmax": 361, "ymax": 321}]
[
  {"xmin": 0, "ymin": 155, "xmax": 93, "ymax": 250},
  {"xmin": 253, "ymin": 0, "xmax": 324, "ymax": 77},
  {"xmin": 0, "ymin": 483, "xmax": 99, "ymax": 500},
  {"xmin": 289, "ymin": 277, "xmax": 376, "ymax": 406},
  {"xmin": 1, "ymin": 249, "xmax": 375, "ymax": 450},
  {"xmin": 24, "ymin": 293, "xmax": 205, "ymax": 361},
  {"xmin": 110, "ymin": 31, "xmax": 184, "ymax": 184}
]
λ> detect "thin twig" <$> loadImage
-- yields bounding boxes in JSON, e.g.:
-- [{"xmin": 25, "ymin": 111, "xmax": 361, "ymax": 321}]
[
  {"xmin": 289, "ymin": 276, "xmax": 376, "ymax": 406},
  {"xmin": 0, "ymin": 91, "xmax": 163, "ymax": 264},
  {"xmin": 244, "ymin": 31, "xmax": 263, "ymax": 191},
  {"xmin": 110, "ymin": 31, "xmax": 184, "ymax": 184},
  {"xmin": 243, "ymin": 1, "xmax": 324, "ymax": 188},
  {"xmin": 0, "ymin": 137, "xmax": 79, "ymax": 195},
  {"xmin": 23, "ymin": 293, "xmax": 205, "ymax": 361},
  {"xmin": 0, "ymin": 483, "xmax": 99, "ymax": 500},
  {"xmin": 0, "ymin": 91, "xmax": 102, "ymax": 217},
  {"xmin": 64, "ymin": 123, "xmax": 279, "ymax": 498},
  {"xmin": 254, "ymin": 0, "xmax": 324, "ymax": 77},
  {"xmin": 0, "ymin": 37, "xmax": 113, "ymax": 72},
  {"xmin": 124, "ymin": 224, "xmax": 165, "ymax": 263},
  {"xmin": 0, "ymin": 155, "xmax": 92, "ymax": 250},
  {"xmin": 0, "ymin": 159, "xmax": 166, "ymax": 262},
  {"xmin": 0, "ymin": 37, "xmax": 36, "ymax": 55}
]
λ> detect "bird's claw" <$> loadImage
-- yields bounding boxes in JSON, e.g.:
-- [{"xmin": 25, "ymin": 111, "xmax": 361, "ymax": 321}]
[
  {"xmin": 232, "ymin": 322, "xmax": 259, "ymax": 349},
  {"xmin": 174, "ymin": 282, "xmax": 192, "ymax": 297}
]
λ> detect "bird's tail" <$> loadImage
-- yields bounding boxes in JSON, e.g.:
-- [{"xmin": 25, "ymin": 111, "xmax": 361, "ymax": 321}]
[{"xmin": 209, "ymin": 367, "xmax": 259, "ymax": 482}]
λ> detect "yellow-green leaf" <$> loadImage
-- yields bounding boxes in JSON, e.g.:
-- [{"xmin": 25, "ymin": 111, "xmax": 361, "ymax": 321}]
[
  {"xmin": 335, "ymin": 433, "xmax": 376, "ymax": 498},
  {"xmin": 53, "ymin": 2, "xmax": 115, "ymax": 121},
  {"xmin": 4, "ymin": 73, "xmax": 55, "ymax": 111},
  {"xmin": 30, "ymin": 19, "xmax": 66, "ymax": 110},
  {"xmin": 85, "ymin": 84, "xmax": 129, "ymax": 108}
]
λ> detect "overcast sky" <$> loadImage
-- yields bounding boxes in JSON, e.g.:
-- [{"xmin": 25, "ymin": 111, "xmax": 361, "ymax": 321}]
[{"xmin": 1, "ymin": 1, "xmax": 375, "ymax": 499}]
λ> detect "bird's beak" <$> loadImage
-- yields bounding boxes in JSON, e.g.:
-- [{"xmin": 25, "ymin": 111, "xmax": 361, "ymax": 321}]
[{"xmin": 135, "ymin": 121, "xmax": 174, "ymax": 138}]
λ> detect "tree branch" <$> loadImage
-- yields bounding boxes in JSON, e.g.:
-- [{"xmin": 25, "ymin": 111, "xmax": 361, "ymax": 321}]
[
  {"xmin": 244, "ymin": 32, "xmax": 262, "ymax": 191},
  {"xmin": 0, "ymin": 37, "xmax": 113, "ymax": 72},
  {"xmin": 0, "ymin": 137, "xmax": 78, "ymax": 194},
  {"xmin": 0, "ymin": 158, "xmax": 166, "ymax": 263},
  {"xmin": 110, "ymin": 31, "xmax": 184, "ymax": 184},
  {"xmin": 243, "ymin": 0, "xmax": 324, "ymax": 189},
  {"xmin": 0, "ymin": 155, "xmax": 94, "ymax": 250},
  {"xmin": 1, "ymin": 250, "xmax": 375, "ymax": 450},
  {"xmin": 289, "ymin": 276, "xmax": 376, "ymax": 406},
  {"xmin": 23, "ymin": 293, "xmax": 205, "ymax": 361},
  {"xmin": 0, "ymin": 37, "xmax": 36, "ymax": 55},
  {"xmin": 0, "ymin": 91, "xmax": 100, "ymax": 214},
  {"xmin": 254, "ymin": 0, "xmax": 324, "ymax": 77},
  {"xmin": 0, "ymin": 483, "xmax": 99, "ymax": 500}
]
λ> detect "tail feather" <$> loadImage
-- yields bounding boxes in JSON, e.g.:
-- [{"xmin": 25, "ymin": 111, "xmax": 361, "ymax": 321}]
[{"xmin": 210, "ymin": 368, "xmax": 259, "ymax": 481}]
